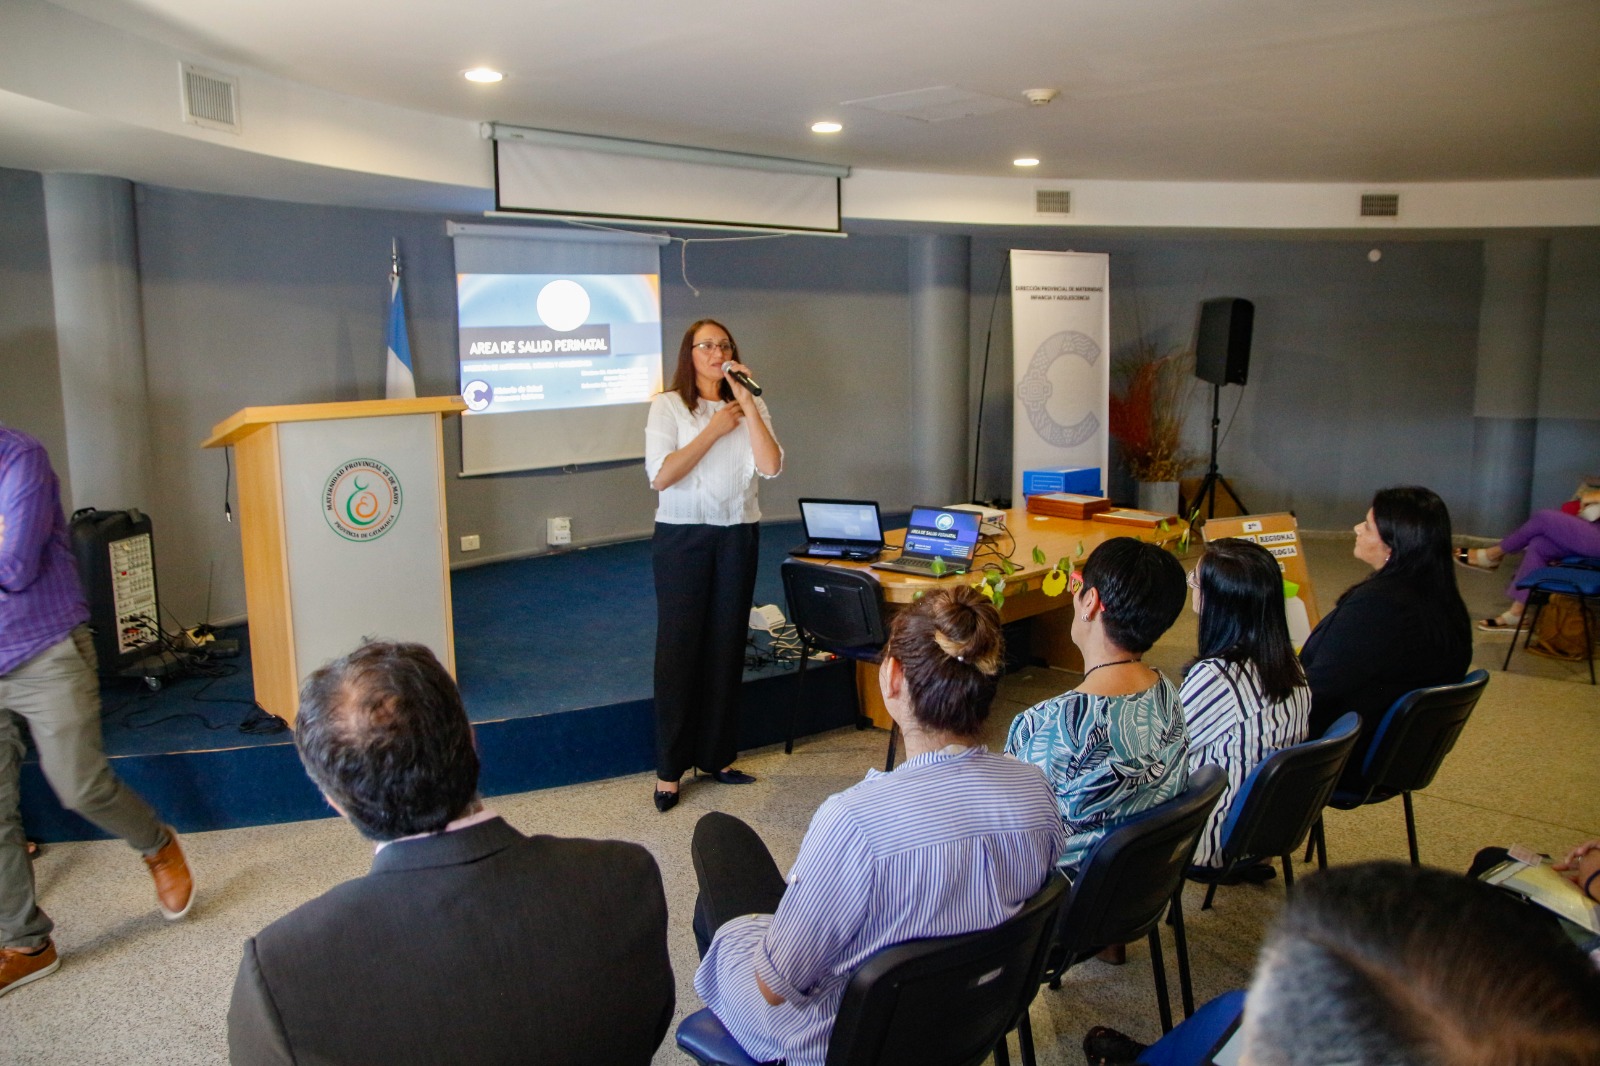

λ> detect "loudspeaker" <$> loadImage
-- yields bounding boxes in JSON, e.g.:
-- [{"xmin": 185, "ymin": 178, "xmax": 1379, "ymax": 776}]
[{"xmin": 1195, "ymin": 297, "xmax": 1254, "ymax": 386}]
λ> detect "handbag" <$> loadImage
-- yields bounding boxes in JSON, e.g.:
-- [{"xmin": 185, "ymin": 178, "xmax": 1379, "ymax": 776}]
[{"xmin": 1526, "ymin": 593, "xmax": 1596, "ymax": 661}]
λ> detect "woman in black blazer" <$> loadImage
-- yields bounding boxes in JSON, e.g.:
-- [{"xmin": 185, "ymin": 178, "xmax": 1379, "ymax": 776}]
[{"xmin": 1299, "ymin": 486, "xmax": 1473, "ymax": 761}]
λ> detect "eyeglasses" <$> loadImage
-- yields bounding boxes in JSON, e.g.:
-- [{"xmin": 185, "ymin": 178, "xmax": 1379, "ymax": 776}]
[{"xmin": 692, "ymin": 341, "xmax": 734, "ymax": 354}]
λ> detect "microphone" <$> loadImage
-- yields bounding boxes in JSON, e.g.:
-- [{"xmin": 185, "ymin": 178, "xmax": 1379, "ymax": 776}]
[{"xmin": 722, "ymin": 362, "xmax": 763, "ymax": 397}]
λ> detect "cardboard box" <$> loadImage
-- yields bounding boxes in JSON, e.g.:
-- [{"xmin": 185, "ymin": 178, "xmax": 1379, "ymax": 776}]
[{"xmin": 1022, "ymin": 467, "xmax": 1101, "ymax": 497}]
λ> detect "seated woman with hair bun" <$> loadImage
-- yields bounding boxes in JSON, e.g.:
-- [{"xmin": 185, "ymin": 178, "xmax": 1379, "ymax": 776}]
[
  {"xmin": 1006, "ymin": 536, "xmax": 1191, "ymax": 876},
  {"xmin": 688, "ymin": 585, "xmax": 1066, "ymax": 1066}
]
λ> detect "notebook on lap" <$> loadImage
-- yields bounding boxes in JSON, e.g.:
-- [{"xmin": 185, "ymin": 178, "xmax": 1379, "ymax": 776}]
[
  {"xmin": 870, "ymin": 506, "xmax": 981, "ymax": 577},
  {"xmin": 789, "ymin": 499, "xmax": 886, "ymax": 561}
]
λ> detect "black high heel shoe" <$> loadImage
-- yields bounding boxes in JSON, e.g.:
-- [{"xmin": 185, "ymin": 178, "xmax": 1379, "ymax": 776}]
[
  {"xmin": 653, "ymin": 788, "xmax": 679, "ymax": 812},
  {"xmin": 710, "ymin": 768, "xmax": 756, "ymax": 785}
]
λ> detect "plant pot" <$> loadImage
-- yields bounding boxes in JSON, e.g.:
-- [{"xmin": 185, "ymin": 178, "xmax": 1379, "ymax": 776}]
[{"xmin": 1136, "ymin": 480, "xmax": 1179, "ymax": 514}]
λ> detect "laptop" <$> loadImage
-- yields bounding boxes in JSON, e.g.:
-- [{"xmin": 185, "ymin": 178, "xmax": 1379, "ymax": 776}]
[
  {"xmin": 789, "ymin": 499, "xmax": 886, "ymax": 561},
  {"xmin": 870, "ymin": 506, "xmax": 981, "ymax": 577}
]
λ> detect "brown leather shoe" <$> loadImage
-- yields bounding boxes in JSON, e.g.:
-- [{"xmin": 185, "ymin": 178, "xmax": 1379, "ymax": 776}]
[
  {"xmin": 143, "ymin": 830, "xmax": 195, "ymax": 920},
  {"xmin": 0, "ymin": 940, "xmax": 60, "ymax": 997}
]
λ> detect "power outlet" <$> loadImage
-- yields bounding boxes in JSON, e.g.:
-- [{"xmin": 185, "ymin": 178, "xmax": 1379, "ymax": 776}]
[
  {"xmin": 459, "ymin": 534, "xmax": 481, "ymax": 552},
  {"xmin": 547, "ymin": 517, "xmax": 572, "ymax": 546}
]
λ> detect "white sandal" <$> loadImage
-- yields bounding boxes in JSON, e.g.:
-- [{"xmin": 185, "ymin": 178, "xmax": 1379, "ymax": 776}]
[
  {"xmin": 1476, "ymin": 610, "xmax": 1522, "ymax": 634},
  {"xmin": 1454, "ymin": 547, "xmax": 1501, "ymax": 571}
]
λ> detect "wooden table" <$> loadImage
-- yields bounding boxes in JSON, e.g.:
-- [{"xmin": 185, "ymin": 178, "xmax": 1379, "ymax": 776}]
[{"xmin": 828, "ymin": 507, "xmax": 1186, "ymax": 728}]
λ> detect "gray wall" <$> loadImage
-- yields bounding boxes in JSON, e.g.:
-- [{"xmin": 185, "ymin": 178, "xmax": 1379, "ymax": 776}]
[
  {"xmin": 2, "ymin": 166, "xmax": 1595, "ymax": 629},
  {"xmin": 0, "ymin": 167, "xmax": 69, "ymax": 497}
]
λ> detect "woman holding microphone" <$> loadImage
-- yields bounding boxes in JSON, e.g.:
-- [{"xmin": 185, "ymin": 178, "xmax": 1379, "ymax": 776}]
[{"xmin": 645, "ymin": 319, "xmax": 782, "ymax": 812}]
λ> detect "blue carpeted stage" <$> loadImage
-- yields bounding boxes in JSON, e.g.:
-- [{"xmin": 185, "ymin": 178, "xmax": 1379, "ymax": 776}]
[{"xmin": 21, "ymin": 519, "xmax": 861, "ymax": 840}]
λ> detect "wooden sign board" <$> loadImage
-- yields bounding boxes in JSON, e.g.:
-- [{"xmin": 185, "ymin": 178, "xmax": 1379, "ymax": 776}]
[{"xmin": 1200, "ymin": 512, "xmax": 1322, "ymax": 644}]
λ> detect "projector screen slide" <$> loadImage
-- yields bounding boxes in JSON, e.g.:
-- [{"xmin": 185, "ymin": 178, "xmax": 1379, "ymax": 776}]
[
  {"xmin": 458, "ymin": 273, "xmax": 662, "ymax": 415},
  {"xmin": 450, "ymin": 226, "xmax": 665, "ymax": 476}
]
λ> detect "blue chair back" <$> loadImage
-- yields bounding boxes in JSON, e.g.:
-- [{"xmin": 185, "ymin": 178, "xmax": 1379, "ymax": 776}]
[
  {"xmin": 781, "ymin": 560, "xmax": 887, "ymax": 658},
  {"xmin": 1213, "ymin": 712, "xmax": 1361, "ymax": 867},
  {"xmin": 1341, "ymin": 669, "xmax": 1488, "ymax": 803},
  {"xmin": 1052, "ymin": 765, "xmax": 1225, "ymax": 964}
]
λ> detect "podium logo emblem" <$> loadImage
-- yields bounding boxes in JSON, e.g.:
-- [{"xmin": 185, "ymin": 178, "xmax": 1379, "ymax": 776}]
[{"xmin": 323, "ymin": 459, "xmax": 402, "ymax": 542}]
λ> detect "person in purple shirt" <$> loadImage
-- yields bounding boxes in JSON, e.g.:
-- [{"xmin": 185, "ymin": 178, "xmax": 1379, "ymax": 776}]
[{"xmin": 0, "ymin": 425, "xmax": 195, "ymax": 998}]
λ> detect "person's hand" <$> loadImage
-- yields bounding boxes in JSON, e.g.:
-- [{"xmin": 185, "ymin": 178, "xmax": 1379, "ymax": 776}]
[
  {"xmin": 721, "ymin": 360, "xmax": 758, "ymax": 406},
  {"xmin": 1554, "ymin": 839, "xmax": 1600, "ymax": 901},
  {"xmin": 707, "ymin": 402, "xmax": 746, "ymax": 440}
]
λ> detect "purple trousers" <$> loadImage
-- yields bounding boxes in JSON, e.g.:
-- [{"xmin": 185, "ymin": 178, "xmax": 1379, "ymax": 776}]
[{"xmin": 1501, "ymin": 509, "xmax": 1600, "ymax": 602}]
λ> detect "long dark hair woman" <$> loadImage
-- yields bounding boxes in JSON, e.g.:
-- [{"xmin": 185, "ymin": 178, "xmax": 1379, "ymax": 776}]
[
  {"xmin": 1180, "ymin": 537, "xmax": 1312, "ymax": 868},
  {"xmin": 643, "ymin": 318, "xmax": 783, "ymax": 812},
  {"xmin": 1299, "ymin": 486, "xmax": 1472, "ymax": 759}
]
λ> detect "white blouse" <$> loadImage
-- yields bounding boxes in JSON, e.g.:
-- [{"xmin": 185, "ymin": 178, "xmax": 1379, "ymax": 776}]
[{"xmin": 645, "ymin": 391, "xmax": 782, "ymax": 526}]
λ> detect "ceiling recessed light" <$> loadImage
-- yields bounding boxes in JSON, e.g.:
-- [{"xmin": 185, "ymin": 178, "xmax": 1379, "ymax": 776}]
[
  {"xmin": 464, "ymin": 68, "xmax": 504, "ymax": 84},
  {"xmin": 1013, "ymin": 157, "xmax": 1040, "ymax": 167},
  {"xmin": 811, "ymin": 121, "xmax": 843, "ymax": 134}
]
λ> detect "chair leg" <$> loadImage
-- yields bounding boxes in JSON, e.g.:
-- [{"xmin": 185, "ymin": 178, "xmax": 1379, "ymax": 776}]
[
  {"xmin": 1281, "ymin": 854, "xmax": 1294, "ymax": 892},
  {"xmin": 1014, "ymin": 1008, "xmax": 1034, "ymax": 1066},
  {"xmin": 994, "ymin": 1023, "xmax": 1014, "ymax": 1066},
  {"xmin": 786, "ymin": 644, "xmax": 809, "ymax": 755},
  {"xmin": 1581, "ymin": 595, "xmax": 1596, "ymax": 686},
  {"xmin": 1503, "ymin": 604, "xmax": 1527, "ymax": 671},
  {"xmin": 1148, "ymin": 928, "xmax": 1174, "ymax": 1034},
  {"xmin": 1311, "ymin": 818, "xmax": 1328, "ymax": 871},
  {"xmin": 1201, "ymin": 882, "xmax": 1218, "ymax": 910},
  {"xmin": 1170, "ymin": 888, "xmax": 1195, "ymax": 1020},
  {"xmin": 884, "ymin": 723, "xmax": 899, "ymax": 772},
  {"xmin": 1403, "ymin": 791, "xmax": 1420, "ymax": 866}
]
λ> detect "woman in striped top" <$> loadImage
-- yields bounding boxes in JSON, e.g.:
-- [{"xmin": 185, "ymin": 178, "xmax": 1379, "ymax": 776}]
[
  {"xmin": 1180, "ymin": 538, "xmax": 1312, "ymax": 869},
  {"xmin": 690, "ymin": 586, "xmax": 1065, "ymax": 1066}
]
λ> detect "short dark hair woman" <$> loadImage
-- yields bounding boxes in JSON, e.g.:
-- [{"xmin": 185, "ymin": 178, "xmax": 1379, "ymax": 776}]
[
  {"xmin": 1180, "ymin": 538, "xmax": 1312, "ymax": 868},
  {"xmin": 644, "ymin": 318, "xmax": 783, "ymax": 811},
  {"xmin": 1006, "ymin": 536, "xmax": 1190, "ymax": 873},
  {"xmin": 689, "ymin": 587, "xmax": 1065, "ymax": 1066},
  {"xmin": 1299, "ymin": 486, "xmax": 1472, "ymax": 761}
]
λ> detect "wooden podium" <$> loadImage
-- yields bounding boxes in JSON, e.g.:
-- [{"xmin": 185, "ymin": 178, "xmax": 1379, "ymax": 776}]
[{"xmin": 202, "ymin": 398, "xmax": 467, "ymax": 725}]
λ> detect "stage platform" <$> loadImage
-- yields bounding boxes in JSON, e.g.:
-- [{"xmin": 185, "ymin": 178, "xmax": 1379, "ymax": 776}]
[{"xmin": 20, "ymin": 519, "xmax": 863, "ymax": 841}]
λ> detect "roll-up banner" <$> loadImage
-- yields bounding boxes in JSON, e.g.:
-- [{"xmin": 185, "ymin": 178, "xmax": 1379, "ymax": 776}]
[{"xmin": 1009, "ymin": 251, "xmax": 1110, "ymax": 504}]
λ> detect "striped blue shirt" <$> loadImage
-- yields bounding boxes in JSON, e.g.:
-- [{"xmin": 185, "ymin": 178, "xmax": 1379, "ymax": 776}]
[
  {"xmin": 694, "ymin": 746, "xmax": 1065, "ymax": 1066},
  {"xmin": 0, "ymin": 428, "xmax": 89, "ymax": 676},
  {"xmin": 1005, "ymin": 673, "xmax": 1189, "ymax": 873},
  {"xmin": 1180, "ymin": 658, "xmax": 1311, "ymax": 868}
]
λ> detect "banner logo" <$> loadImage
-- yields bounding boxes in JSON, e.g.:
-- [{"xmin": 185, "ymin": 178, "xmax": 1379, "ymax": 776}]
[
  {"xmin": 323, "ymin": 459, "xmax": 402, "ymax": 542},
  {"xmin": 1017, "ymin": 330, "xmax": 1101, "ymax": 448}
]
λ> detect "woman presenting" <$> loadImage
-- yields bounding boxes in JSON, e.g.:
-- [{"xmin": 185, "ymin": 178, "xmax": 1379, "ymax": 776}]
[{"xmin": 645, "ymin": 319, "xmax": 782, "ymax": 812}]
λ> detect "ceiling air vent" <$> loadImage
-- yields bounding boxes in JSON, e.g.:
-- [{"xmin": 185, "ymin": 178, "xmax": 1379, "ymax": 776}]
[
  {"xmin": 1035, "ymin": 189, "xmax": 1072, "ymax": 215},
  {"xmin": 1360, "ymin": 193, "xmax": 1400, "ymax": 219},
  {"xmin": 181, "ymin": 64, "xmax": 240, "ymax": 133}
]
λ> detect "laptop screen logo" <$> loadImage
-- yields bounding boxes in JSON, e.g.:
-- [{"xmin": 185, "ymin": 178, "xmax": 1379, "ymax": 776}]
[{"xmin": 935, "ymin": 513, "xmax": 955, "ymax": 531}]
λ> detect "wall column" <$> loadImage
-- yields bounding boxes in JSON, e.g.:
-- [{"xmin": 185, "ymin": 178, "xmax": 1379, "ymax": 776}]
[
  {"xmin": 908, "ymin": 234, "xmax": 971, "ymax": 505},
  {"xmin": 42, "ymin": 173, "xmax": 154, "ymax": 513},
  {"xmin": 1468, "ymin": 238, "xmax": 1547, "ymax": 537}
]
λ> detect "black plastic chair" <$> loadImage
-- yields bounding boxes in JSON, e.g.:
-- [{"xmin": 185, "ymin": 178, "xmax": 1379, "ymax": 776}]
[
  {"xmin": 781, "ymin": 560, "xmax": 894, "ymax": 768},
  {"xmin": 1168, "ymin": 714, "xmax": 1360, "ymax": 1013},
  {"xmin": 1306, "ymin": 669, "xmax": 1489, "ymax": 868},
  {"xmin": 1018, "ymin": 764, "xmax": 1225, "ymax": 1057},
  {"xmin": 676, "ymin": 871, "xmax": 1069, "ymax": 1066},
  {"xmin": 1502, "ymin": 556, "xmax": 1600, "ymax": 685}
]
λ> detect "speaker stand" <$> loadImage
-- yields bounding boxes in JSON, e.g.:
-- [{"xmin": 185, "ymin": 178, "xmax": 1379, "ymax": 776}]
[{"xmin": 1191, "ymin": 382, "xmax": 1247, "ymax": 520}]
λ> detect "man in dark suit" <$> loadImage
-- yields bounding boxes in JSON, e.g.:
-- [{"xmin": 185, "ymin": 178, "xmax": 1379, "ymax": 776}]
[{"xmin": 227, "ymin": 641, "xmax": 674, "ymax": 1065}]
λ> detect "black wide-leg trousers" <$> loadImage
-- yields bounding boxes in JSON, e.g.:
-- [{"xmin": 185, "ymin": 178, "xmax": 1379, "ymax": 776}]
[{"xmin": 652, "ymin": 521, "xmax": 760, "ymax": 783}]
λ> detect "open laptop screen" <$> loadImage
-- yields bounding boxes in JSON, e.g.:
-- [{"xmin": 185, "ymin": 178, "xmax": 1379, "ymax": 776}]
[
  {"xmin": 800, "ymin": 499, "xmax": 884, "ymax": 546},
  {"xmin": 903, "ymin": 507, "xmax": 981, "ymax": 562}
]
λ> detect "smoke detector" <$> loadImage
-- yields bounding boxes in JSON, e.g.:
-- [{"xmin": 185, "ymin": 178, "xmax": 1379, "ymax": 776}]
[{"xmin": 1023, "ymin": 88, "xmax": 1059, "ymax": 106}]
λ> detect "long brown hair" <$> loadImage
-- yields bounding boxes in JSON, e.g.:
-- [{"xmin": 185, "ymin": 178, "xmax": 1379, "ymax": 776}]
[
  {"xmin": 883, "ymin": 585, "xmax": 1005, "ymax": 738},
  {"xmin": 669, "ymin": 318, "xmax": 738, "ymax": 413}
]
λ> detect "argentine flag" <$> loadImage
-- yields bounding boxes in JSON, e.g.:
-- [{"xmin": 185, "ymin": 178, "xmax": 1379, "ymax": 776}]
[{"xmin": 385, "ymin": 257, "xmax": 416, "ymax": 399}]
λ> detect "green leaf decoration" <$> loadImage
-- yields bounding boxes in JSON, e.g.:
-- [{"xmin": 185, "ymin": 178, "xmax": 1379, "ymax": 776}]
[
  {"xmin": 1076, "ymin": 540, "xmax": 1086, "ymax": 560},
  {"xmin": 1001, "ymin": 559, "xmax": 1017, "ymax": 575},
  {"xmin": 931, "ymin": 556, "xmax": 946, "ymax": 576},
  {"xmin": 1031, "ymin": 546, "xmax": 1047, "ymax": 565},
  {"xmin": 913, "ymin": 590, "xmax": 924, "ymax": 600}
]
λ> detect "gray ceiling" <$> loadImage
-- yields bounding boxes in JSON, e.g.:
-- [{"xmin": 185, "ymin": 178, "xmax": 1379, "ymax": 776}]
[{"xmin": 42, "ymin": 0, "xmax": 1600, "ymax": 184}]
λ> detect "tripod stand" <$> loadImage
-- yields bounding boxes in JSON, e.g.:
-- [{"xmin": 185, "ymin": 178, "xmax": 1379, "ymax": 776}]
[{"xmin": 1190, "ymin": 382, "xmax": 1247, "ymax": 520}]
